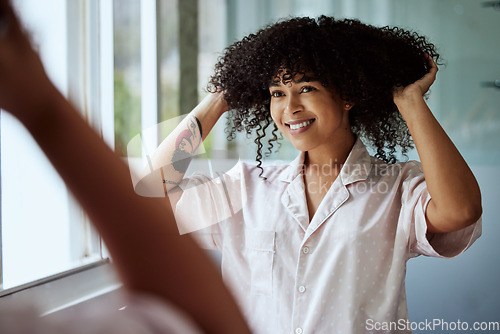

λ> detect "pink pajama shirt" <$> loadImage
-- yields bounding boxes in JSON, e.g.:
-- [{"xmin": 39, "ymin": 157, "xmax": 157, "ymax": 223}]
[{"xmin": 175, "ymin": 138, "xmax": 481, "ymax": 334}]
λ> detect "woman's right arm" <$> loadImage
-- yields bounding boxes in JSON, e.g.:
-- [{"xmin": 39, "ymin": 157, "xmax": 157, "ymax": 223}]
[{"xmin": 135, "ymin": 92, "xmax": 228, "ymax": 207}]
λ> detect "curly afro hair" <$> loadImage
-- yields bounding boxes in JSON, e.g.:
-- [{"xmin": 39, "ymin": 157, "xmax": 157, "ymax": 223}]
[{"xmin": 208, "ymin": 16, "xmax": 440, "ymax": 174}]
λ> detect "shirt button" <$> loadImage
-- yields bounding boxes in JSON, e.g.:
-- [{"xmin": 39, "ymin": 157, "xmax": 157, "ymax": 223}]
[
  {"xmin": 295, "ymin": 328, "xmax": 303, "ymax": 334},
  {"xmin": 298, "ymin": 285, "xmax": 306, "ymax": 293},
  {"xmin": 302, "ymin": 246, "xmax": 310, "ymax": 254}
]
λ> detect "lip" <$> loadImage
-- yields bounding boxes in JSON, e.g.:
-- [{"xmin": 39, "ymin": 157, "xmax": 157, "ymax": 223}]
[{"xmin": 285, "ymin": 118, "xmax": 315, "ymax": 135}]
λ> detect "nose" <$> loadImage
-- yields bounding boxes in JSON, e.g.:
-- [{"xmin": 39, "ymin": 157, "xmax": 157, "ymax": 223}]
[{"xmin": 284, "ymin": 94, "xmax": 303, "ymax": 115}]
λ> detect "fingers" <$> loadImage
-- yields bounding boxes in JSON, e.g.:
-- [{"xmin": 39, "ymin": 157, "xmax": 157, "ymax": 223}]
[
  {"xmin": 0, "ymin": 0, "xmax": 10, "ymax": 37},
  {"xmin": 424, "ymin": 53, "xmax": 438, "ymax": 76},
  {"xmin": 0, "ymin": 0, "xmax": 25, "ymax": 41},
  {"xmin": 0, "ymin": 0, "xmax": 37, "ymax": 62},
  {"xmin": 0, "ymin": 0, "xmax": 11, "ymax": 31},
  {"xmin": 413, "ymin": 53, "xmax": 437, "ymax": 88}
]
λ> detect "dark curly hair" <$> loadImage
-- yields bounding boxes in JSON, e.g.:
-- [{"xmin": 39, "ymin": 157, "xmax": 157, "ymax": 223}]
[{"xmin": 207, "ymin": 16, "xmax": 440, "ymax": 175}]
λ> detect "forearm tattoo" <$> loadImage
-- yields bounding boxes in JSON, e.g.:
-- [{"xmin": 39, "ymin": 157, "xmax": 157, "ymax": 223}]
[{"xmin": 170, "ymin": 115, "xmax": 203, "ymax": 175}]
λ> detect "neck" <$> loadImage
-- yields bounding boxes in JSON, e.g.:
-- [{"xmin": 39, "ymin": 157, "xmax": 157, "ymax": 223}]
[{"xmin": 304, "ymin": 132, "xmax": 356, "ymax": 175}]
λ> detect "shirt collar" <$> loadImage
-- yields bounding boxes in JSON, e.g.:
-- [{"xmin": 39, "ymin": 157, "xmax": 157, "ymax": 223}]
[{"xmin": 279, "ymin": 137, "xmax": 372, "ymax": 185}]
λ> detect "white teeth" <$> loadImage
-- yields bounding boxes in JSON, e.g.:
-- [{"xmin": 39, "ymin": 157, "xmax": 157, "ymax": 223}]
[{"xmin": 289, "ymin": 120, "xmax": 313, "ymax": 130}]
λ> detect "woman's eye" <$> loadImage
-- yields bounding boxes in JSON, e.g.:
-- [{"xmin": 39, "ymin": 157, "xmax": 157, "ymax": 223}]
[
  {"xmin": 300, "ymin": 86, "xmax": 317, "ymax": 93},
  {"xmin": 271, "ymin": 91, "xmax": 284, "ymax": 98}
]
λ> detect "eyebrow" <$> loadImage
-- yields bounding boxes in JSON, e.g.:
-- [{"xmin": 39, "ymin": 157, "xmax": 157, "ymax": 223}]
[{"xmin": 269, "ymin": 74, "xmax": 319, "ymax": 87}]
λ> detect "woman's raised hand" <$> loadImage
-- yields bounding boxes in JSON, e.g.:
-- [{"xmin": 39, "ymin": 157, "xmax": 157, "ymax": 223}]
[
  {"xmin": 0, "ymin": 0, "xmax": 59, "ymax": 118},
  {"xmin": 393, "ymin": 54, "xmax": 438, "ymax": 104}
]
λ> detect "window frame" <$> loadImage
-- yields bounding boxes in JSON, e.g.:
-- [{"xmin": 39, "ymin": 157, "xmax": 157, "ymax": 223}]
[
  {"xmin": 0, "ymin": 0, "xmax": 224, "ymax": 309},
  {"xmin": 0, "ymin": 0, "xmax": 117, "ymax": 300}
]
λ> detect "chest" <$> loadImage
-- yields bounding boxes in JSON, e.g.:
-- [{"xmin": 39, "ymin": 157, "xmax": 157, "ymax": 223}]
[
  {"xmin": 303, "ymin": 173, "xmax": 338, "ymax": 221},
  {"xmin": 243, "ymin": 174, "xmax": 404, "ymax": 238}
]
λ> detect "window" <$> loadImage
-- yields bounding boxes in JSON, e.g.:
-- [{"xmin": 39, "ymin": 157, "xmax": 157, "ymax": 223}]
[
  {"xmin": 0, "ymin": 0, "xmax": 109, "ymax": 292},
  {"xmin": 116, "ymin": 0, "xmax": 230, "ymax": 177},
  {"xmin": 0, "ymin": 0, "xmax": 230, "ymax": 296},
  {"xmin": 113, "ymin": 0, "xmax": 142, "ymax": 156}
]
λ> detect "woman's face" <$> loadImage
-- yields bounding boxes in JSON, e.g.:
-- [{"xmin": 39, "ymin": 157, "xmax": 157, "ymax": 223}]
[{"xmin": 269, "ymin": 73, "xmax": 353, "ymax": 155}]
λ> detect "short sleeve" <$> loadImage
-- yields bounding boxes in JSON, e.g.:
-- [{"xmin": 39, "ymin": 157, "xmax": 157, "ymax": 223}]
[
  {"xmin": 401, "ymin": 161, "xmax": 482, "ymax": 258},
  {"xmin": 174, "ymin": 162, "xmax": 245, "ymax": 249}
]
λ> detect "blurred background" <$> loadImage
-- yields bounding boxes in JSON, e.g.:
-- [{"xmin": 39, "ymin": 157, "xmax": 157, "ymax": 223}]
[{"xmin": 1, "ymin": 0, "xmax": 499, "ymax": 330}]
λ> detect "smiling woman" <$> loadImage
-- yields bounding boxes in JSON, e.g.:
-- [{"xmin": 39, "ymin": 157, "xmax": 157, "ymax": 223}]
[
  {"xmin": 208, "ymin": 17, "xmax": 440, "ymax": 174},
  {"xmin": 0, "ymin": 0, "xmax": 492, "ymax": 332},
  {"xmin": 135, "ymin": 12, "xmax": 482, "ymax": 334}
]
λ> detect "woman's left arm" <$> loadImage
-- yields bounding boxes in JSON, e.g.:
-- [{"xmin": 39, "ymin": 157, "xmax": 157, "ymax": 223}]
[{"xmin": 393, "ymin": 55, "xmax": 482, "ymax": 234}]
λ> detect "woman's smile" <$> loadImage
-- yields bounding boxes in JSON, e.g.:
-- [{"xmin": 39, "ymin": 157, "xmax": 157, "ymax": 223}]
[{"xmin": 286, "ymin": 119, "xmax": 316, "ymax": 134}]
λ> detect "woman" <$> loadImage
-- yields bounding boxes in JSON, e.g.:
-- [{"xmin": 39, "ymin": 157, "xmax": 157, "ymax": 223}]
[{"xmin": 137, "ymin": 17, "xmax": 482, "ymax": 333}]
